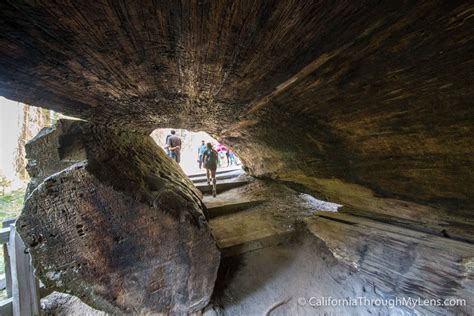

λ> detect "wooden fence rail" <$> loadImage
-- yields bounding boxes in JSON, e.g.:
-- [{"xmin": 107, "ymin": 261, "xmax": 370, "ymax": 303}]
[{"xmin": 0, "ymin": 217, "xmax": 41, "ymax": 316}]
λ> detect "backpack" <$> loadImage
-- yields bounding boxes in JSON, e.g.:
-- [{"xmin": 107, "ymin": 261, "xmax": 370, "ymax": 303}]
[{"xmin": 205, "ymin": 149, "xmax": 218, "ymax": 164}]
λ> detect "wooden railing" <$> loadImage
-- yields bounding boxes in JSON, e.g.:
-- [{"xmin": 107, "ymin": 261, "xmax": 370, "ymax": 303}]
[{"xmin": 0, "ymin": 217, "xmax": 41, "ymax": 316}]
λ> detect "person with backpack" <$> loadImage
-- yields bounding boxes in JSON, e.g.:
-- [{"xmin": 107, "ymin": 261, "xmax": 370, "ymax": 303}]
[{"xmin": 202, "ymin": 142, "xmax": 219, "ymax": 197}]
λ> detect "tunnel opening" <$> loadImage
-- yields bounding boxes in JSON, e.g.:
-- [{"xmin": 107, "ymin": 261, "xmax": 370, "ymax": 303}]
[
  {"xmin": 148, "ymin": 127, "xmax": 342, "ymax": 212},
  {"xmin": 150, "ymin": 128, "xmax": 242, "ymax": 176}
]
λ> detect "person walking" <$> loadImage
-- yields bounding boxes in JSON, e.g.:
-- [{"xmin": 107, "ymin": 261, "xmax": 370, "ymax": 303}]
[
  {"xmin": 228, "ymin": 149, "xmax": 236, "ymax": 166},
  {"xmin": 166, "ymin": 130, "xmax": 182, "ymax": 163},
  {"xmin": 197, "ymin": 140, "xmax": 206, "ymax": 169},
  {"xmin": 202, "ymin": 142, "xmax": 219, "ymax": 197}
]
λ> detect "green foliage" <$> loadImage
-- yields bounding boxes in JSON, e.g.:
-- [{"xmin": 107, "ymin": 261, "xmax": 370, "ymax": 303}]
[
  {"xmin": 0, "ymin": 187, "xmax": 24, "ymax": 293},
  {"xmin": 0, "ymin": 188, "xmax": 25, "ymax": 219},
  {"xmin": 0, "ymin": 176, "xmax": 12, "ymax": 196}
]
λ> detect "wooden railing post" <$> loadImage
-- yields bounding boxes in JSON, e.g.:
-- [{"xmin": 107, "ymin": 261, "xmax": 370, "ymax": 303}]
[
  {"xmin": 2, "ymin": 219, "xmax": 14, "ymax": 298},
  {"xmin": 0, "ymin": 218, "xmax": 14, "ymax": 315},
  {"xmin": 9, "ymin": 224, "xmax": 41, "ymax": 316}
]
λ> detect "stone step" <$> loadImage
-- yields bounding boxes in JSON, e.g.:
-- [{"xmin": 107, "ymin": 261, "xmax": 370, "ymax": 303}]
[
  {"xmin": 187, "ymin": 167, "xmax": 243, "ymax": 179},
  {"xmin": 190, "ymin": 170, "xmax": 243, "ymax": 184},
  {"xmin": 209, "ymin": 208, "xmax": 295, "ymax": 257},
  {"xmin": 195, "ymin": 180, "xmax": 249, "ymax": 195},
  {"xmin": 206, "ymin": 200, "xmax": 267, "ymax": 219}
]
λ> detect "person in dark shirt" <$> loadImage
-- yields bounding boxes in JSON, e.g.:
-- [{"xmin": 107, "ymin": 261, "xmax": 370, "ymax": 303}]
[
  {"xmin": 166, "ymin": 130, "xmax": 182, "ymax": 163},
  {"xmin": 202, "ymin": 142, "xmax": 219, "ymax": 197}
]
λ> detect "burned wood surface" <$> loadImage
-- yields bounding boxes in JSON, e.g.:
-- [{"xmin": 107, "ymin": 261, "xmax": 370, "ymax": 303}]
[
  {"xmin": 18, "ymin": 120, "xmax": 220, "ymax": 314},
  {"xmin": 306, "ymin": 212, "xmax": 474, "ymax": 315},
  {"xmin": 0, "ymin": 1, "xmax": 472, "ymax": 225}
]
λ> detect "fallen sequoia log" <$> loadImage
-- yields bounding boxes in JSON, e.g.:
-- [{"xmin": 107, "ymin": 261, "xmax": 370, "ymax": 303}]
[
  {"xmin": 305, "ymin": 212, "xmax": 474, "ymax": 315},
  {"xmin": 17, "ymin": 120, "xmax": 220, "ymax": 314}
]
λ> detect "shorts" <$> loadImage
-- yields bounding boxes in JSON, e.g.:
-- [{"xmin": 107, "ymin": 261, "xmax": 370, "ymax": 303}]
[
  {"xmin": 205, "ymin": 161, "xmax": 217, "ymax": 170},
  {"xmin": 170, "ymin": 150, "xmax": 180, "ymax": 163}
]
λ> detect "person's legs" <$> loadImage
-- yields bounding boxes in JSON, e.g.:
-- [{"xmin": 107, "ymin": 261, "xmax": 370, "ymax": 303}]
[
  {"xmin": 175, "ymin": 150, "xmax": 181, "ymax": 163},
  {"xmin": 206, "ymin": 168, "xmax": 210, "ymax": 185},
  {"xmin": 211, "ymin": 168, "xmax": 217, "ymax": 197},
  {"xmin": 211, "ymin": 169, "xmax": 216, "ymax": 183}
]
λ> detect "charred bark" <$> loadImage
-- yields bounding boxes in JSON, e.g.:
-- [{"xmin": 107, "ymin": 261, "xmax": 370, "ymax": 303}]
[{"xmin": 18, "ymin": 120, "xmax": 220, "ymax": 314}]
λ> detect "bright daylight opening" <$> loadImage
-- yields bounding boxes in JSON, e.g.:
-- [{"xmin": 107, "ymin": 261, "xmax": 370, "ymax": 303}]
[{"xmin": 150, "ymin": 128, "xmax": 242, "ymax": 175}]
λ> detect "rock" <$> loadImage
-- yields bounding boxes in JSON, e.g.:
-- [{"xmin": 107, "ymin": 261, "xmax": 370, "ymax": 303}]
[{"xmin": 18, "ymin": 120, "xmax": 220, "ymax": 314}]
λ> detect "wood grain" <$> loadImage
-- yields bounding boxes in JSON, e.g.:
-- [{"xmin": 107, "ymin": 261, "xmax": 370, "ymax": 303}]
[
  {"xmin": 17, "ymin": 120, "xmax": 220, "ymax": 314},
  {"xmin": 0, "ymin": 1, "xmax": 472, "ymax": 225}
]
